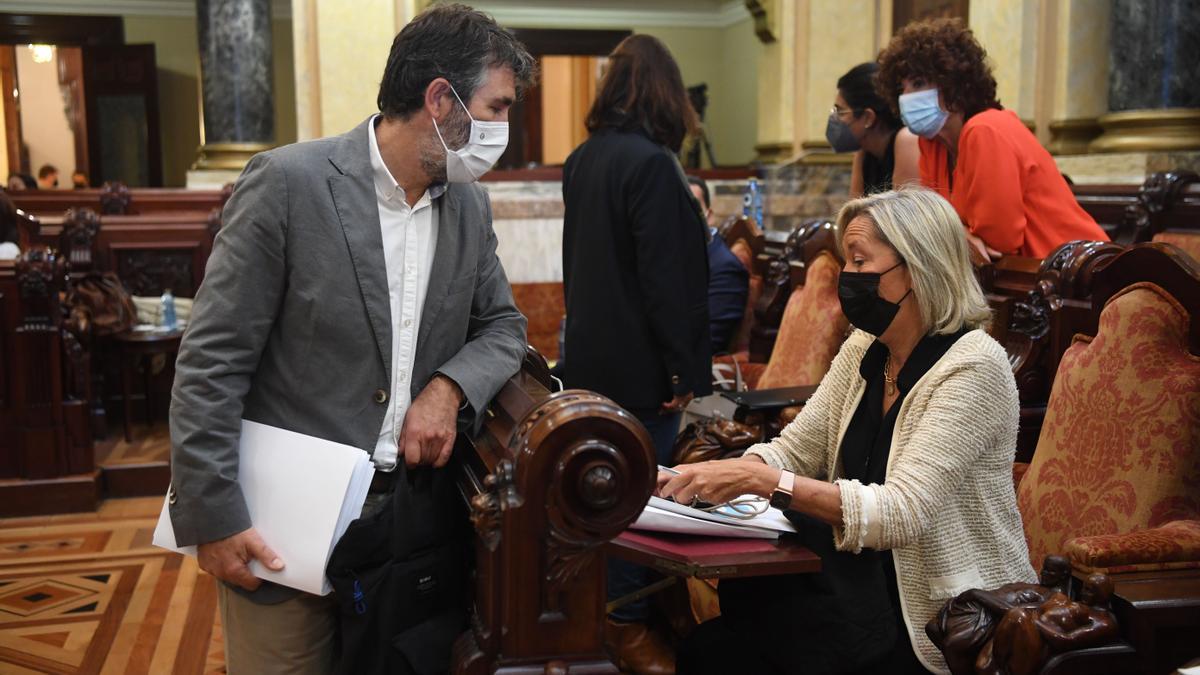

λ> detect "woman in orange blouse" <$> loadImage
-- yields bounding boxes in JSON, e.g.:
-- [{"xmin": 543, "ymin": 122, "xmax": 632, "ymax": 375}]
[{"xmin": 877, "ymin": 18, "xmax": 1108, "ymax": 260}]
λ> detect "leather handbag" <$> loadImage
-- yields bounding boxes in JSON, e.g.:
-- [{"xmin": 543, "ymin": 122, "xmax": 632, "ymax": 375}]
[{"xmin": 66, "ymin": 272, "xmax": 138, "ymax": 336}]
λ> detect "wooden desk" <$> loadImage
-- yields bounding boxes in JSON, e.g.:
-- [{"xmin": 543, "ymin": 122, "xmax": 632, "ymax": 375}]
[
  {"xmin": 608, "ymin": 530, "xmax": 821, "ymax": 579},
  {"xmin": 111, "ymin": 329, "xmax": 183, "ymax": 441},
  {"xmin": 1108, "ymin": 571, "xmax": 1200, "ymax": 675}
]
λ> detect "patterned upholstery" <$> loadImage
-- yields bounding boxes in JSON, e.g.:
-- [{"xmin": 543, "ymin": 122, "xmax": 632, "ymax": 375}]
[
  {"xmin": 728, "ymin": 239, "xmax": 761, "ymax": 353},
  {"xmin": 1064, "ymin": 520, "xmax": 1200, "ymax": 574},
  {"xmin": 1152, "ymin": 232, "xmax": 1200, "ymax": 265},
  {"xmin": 1016, "ymin": 282, "xmax": 1200, "ymax": 572},
  {"xmin": 756, "ymin": 252, "xmax": 849, "ymax": 389}
]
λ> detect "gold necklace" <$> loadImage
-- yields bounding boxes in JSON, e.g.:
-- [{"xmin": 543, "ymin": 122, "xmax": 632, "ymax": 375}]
[{"xmin": 884, "ymin": 355, "xmax": 897, "ymax": 396}]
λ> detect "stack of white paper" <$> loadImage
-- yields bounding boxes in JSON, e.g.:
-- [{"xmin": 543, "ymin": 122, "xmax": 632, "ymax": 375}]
[
  {"xmin": 631, "ymin": 495, "xmax": 797, "ymax": 539},
  {"xmin": 153, "ymin": 420, "xmax": 376, "ymax": 595}
]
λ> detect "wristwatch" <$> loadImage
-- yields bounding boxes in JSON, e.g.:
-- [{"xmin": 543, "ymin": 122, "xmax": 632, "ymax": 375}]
[{"xmin": 769, "ymin": 469, "xmax": 795, "ymax": 510}]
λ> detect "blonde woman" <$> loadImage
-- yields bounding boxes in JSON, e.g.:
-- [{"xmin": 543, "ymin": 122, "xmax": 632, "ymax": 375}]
[{"xmin": 662, "ymin": 188, "xmax": 1035, "ymax": 674}]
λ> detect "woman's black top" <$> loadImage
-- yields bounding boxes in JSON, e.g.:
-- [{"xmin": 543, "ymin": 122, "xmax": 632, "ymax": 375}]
[
  {"xmin": 835, "ymin": 329, "xmax": 969, "ymax": 666},
  {"xmin": 861, "ymin": 129, "xmax": 899, "ymax": 195}
]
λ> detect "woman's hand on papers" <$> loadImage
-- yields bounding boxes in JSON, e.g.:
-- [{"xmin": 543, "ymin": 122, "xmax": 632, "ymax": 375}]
[
  {"xmin": 399, "ymin": 374, "xmax": 464, "ymax": 468},
  {"xmin": 656, "ymin": 459, "xmax": 778, "ymax": 506},
  {"xmin": 196, "ymin": 527, "xmax": 285, "ymax": 591}
]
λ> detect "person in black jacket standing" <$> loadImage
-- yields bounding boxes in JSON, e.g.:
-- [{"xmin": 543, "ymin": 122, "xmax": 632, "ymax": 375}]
[{"xmin": 562, "ymin": 34, "xmax": 712, "ymax": 675}]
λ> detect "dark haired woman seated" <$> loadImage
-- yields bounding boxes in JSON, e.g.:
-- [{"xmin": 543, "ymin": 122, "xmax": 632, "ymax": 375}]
[
  {"xmin": 827, "ymin": 62, "xmax": 920, "ymax": 197},
  {"xmin": 663, "ymin": 188, "xmax": 1035, "ymax": 674},
  {"xmin": 876, "ymin": 18, "xmax": 1108, "ymax": 260}
]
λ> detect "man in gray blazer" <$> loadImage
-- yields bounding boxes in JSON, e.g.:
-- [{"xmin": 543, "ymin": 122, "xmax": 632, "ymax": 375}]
[{"xmin": 168, "ymin": 5, "xmax": 533, "ymax": 672}]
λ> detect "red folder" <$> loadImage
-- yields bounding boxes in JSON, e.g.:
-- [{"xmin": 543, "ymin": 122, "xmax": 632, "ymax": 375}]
[{"xmin": 607, "ymin": 530, "xmax": 821, "ymax": 579}]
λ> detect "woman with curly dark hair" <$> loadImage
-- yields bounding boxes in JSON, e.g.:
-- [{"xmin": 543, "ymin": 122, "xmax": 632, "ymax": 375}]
[{"xmin": 876, "ymin": 18, "xmax": 1107, "ymax": 259}]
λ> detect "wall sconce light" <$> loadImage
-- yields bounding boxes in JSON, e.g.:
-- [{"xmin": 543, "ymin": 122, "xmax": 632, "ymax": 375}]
[{"xmin": 28, "ymin": 44, "xmax": 54, "ymax": 64}]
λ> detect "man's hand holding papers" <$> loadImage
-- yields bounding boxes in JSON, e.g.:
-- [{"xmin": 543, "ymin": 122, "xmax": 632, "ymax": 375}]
[{"xmin": 198, "ymin": 527, "xmax": 285, "ymax": 592}]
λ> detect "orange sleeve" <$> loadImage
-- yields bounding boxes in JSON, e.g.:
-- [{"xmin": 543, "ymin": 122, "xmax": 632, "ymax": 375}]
[
  {"xmin": 953, "ymin": 124, "xmax": 1027, "ymax": 255},
  {"xmin": 917, "ymin": 137, "xmax": 950, "ymax": 199}
]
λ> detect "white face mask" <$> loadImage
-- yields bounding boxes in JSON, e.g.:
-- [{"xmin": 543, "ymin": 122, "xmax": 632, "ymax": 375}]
[{"xmin": 432, "ymin": 83, "xmax": 509, "ymax": 183}]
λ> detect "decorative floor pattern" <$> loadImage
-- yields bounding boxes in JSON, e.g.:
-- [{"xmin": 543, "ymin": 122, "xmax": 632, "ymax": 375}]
[
  {"xmin": 0, "ymin": 497, "xmax": 224, "ymax": 674},
  {"xmin": 95, "ymin": 423, "xmax": 171, "ymax": 468}
]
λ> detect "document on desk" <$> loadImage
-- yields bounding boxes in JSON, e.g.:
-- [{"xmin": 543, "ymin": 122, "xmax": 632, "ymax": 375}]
[
  {"xmin": 633, "ymin": 466, "xmax": 797, "ymax": 539},
  {"xmin": 632, "ymin": 496, "xmax": 796, "ymax": 539},
  {"xmin": 152, "ymin": 420, "xmax": 375, "ymax": 596}
]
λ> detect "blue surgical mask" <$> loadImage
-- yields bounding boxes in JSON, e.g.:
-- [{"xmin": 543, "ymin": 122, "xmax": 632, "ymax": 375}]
[{"xmin": 899, "ymin": 88, "xmax": 949, "ymax": 139}]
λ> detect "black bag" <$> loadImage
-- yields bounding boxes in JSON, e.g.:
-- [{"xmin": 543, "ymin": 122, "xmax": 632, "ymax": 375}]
[{"xmin": 326, "ymin": 465, "xmax": 469, "ymax": 675}]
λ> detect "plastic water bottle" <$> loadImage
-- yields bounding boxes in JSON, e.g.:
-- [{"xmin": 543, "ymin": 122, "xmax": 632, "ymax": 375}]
[
  {"xmin": 742, "ymin": 178, "xmax": 756, "ymax": 220},
  {"xmin": 161, "ymin": 289, "xmax": 177, "ymax": 330},
  {"xmin": 753, "ymin": 181, "xmax": 764, "ymax": 230},
  {"xmin": 743, "ymin": 178, "xmax": 764, "ymax": 230}
]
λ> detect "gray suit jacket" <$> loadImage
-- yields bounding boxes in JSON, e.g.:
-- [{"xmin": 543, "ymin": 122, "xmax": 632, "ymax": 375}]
[{"xmin": 168, "ymin": 118, "xmax": 526, "ymax": 589}]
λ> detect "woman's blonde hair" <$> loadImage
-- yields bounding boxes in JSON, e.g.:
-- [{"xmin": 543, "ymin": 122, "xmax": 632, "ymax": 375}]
[{"xmin": 836, "ymin": 187, "xmax": 991, "ymax": 334}]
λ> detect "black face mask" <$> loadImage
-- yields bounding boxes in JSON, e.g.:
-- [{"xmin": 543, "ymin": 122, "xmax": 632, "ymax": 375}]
[{"xmin": 838, "ymin": 261, "xmax": 912, "ymax": 336}]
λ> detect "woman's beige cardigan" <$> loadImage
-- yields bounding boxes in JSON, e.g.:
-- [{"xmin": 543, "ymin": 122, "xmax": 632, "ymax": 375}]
[{"xmin": 747, "ymin": 329, "xmax": 1036, "ymax": 673}]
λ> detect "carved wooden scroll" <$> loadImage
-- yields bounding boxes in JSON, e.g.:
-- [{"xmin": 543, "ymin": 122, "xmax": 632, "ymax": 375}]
[{"xmin": 454, "ymin": 347, "xmax": 655, "ymax": 674}]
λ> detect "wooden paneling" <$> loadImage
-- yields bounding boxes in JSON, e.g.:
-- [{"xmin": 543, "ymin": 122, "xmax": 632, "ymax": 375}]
[
  {"xmin": 511, "ymin": 281, "xmax": 563, "ymax": 360},
  {"xmin": 0, "ymin": 262, "xmax": 18, "ymax": 479},
  {"xmin": 32, "ymin": 212, "xmax": 215, "ymax": 298},
  {"xmin": 892, "ymin": 0, "xmax": 969, "ymax": 32},
  {"xmin": 0, "ymin": 45, "xmax": 20, "ymax": 176},
  {"xmin": 0, "ymin": 13, "xmax": 123, "ymax": 46},
  {"xmin": 10, "ymin": 187, "xmax": 227, "ymax": 217}
]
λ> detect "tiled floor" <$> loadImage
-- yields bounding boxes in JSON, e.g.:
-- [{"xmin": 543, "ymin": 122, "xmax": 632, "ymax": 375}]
[{"xmin": 0, "ymin": 498, "xmax": 224, "ymax": 674}]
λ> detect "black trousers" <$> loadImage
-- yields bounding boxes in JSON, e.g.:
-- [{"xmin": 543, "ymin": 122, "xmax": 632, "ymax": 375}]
[{"xmin": 677, "ymin": 515, "xmax": 929, "ymax": 675}]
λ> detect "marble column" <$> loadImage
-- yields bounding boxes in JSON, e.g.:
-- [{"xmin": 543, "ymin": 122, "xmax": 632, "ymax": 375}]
[
  {"xmin": 192, "ymin": 0, "xmax": 275, "ymax": 175},
  {"xmin": 1090, "ymin": 0, "xmax": 1200, "ymax": 153},
  {"xmin": 1046, "ymin": 0, "xmax": 1110, "ymax": 156},
  {"xmin": 293, "ymin": 0, "xmax": 420, "ymax": 141}
]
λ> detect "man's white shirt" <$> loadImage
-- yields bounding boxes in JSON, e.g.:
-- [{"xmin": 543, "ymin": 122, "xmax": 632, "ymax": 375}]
[{"xmin": 368, "ymin": 114, "xmax": 442, "ymax": 471}]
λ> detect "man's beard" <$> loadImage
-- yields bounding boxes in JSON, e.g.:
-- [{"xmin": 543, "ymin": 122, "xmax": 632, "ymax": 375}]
[{"xmin": 419, "ymin": 104, "xmax": 472, "ymax": 183}]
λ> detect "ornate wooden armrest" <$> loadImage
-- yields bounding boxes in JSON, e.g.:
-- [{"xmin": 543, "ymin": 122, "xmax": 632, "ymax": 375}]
[{"xmin": 1064, "ymin": 520, "xmax": 1200, "ymax": 574}]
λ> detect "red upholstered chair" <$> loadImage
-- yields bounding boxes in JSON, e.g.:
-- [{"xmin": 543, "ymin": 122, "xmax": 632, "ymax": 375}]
[
  {"xmin": 674, "ymin": 223, "xmax": 848, "ymax": 464},
  {"xmin": 719, "ymin": 215, "xmax": 765, "ymax": 356},
  {"xmin": 982, "ymin": 241, "xmax": 1125, "ymax": 463},
  {"xmin": 737, "ymin": 248, "xmax": 847, "ymax": 392},
  {"xmin": 1125, "ymin": 170, "xmax": 1200, "ymax": 262},
  {"xmin": 1151, "ymin": 231, "xmax": 1200, "ymax": 265},
  {"xmin": 1015, "ymin": 242, "xmax": 1200, "ymax": 576}
]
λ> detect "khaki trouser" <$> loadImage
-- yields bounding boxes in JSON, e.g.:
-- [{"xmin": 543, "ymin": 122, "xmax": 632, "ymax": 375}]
[
  {"xmin": 215, "ymin": 493, "xmax": 390, "ymax": 674},
  {"xmin": 217, "ymin": 583, "xmax": 338, "ymax": 675}
]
